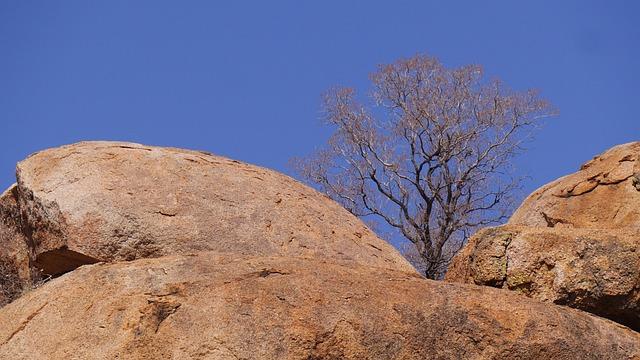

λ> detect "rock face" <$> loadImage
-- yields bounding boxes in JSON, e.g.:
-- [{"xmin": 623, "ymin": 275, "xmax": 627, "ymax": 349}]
[
  {"xmin": 1, "ymin": 253, "xmax": 639, "ymax": 360},
  {"xmin": 0, "ymin": 185, "xmax": 32, "ymax": 306},
  {"xmin": 509, "ymin": 142, "xmax": 640, "ymax": 229},
  {"xmin": 5, "ymin": 141, "xmax": 414, "ymax": 281},
  {"xmin": 446, "ymin": 226, "xmax": 640, "ymax": 330},
  {"xmin": 447, "ymin": 142, "xmax": 640, "ymax": 331},
  {"xmin": 2, "ymin": 141, "xmax": 640, "ymax": 359}
]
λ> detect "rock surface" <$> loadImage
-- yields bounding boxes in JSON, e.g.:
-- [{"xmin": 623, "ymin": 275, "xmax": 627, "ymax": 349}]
[
  {"xmin": 0, "ymin": 185, "xmax": 32, "ymax": 306},
  {"xmin": 509, "ymin": 142, "xmax": 640, "ymax": 229},
  {"xmin": 446, "ymin": 225, "xmax": 640, "ymax": 331},
  {"xmin": 7, "ymin": 141, "xmax": 414, "ymax": 280},
  {"xmin": 447, "ymin": 143, "xmax": 640, "ymax": 331},
  {"xmin": 3, "ymin": 141, "xmax": 640, "ymax": 358},
  {"xmin": 1, "ymin": 253, "xmax": 639, "ymax": 360}
]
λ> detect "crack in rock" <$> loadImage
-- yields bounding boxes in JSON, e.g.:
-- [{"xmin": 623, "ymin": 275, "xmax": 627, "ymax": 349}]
[
  {"xmin": 2, "ymin": 301, "xmax": 48, "ymax": 345},
  {"xmin": 553, "ymin": 173, "xmax": 634, "ymax": 198}
]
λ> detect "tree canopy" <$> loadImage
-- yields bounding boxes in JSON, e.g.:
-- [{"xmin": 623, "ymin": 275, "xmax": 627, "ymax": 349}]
[{"xmin": 294, "ymin": 54, "xmax": 555, "ymax": 279}]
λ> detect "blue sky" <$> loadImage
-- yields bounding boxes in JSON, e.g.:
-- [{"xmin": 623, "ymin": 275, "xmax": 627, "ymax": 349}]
[{"xmin": 2, "ymin": 1, "xmax": 639, "ymax": 199}]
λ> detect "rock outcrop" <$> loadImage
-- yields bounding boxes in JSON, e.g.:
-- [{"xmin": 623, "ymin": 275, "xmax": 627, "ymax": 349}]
[
  {"xmin": 509, "ymin": 142, "xmax": 640, "ymax": 229},
  {"xmin": 446, "ymin": 226, "xmax": 640, "ymax": 330},
  {"xmin": 0, "ymin": 185, "xmax": 32, "ymax": 306},
  {"xmin": 2, "ymin": 141, "xmax": 640, "ymax": 359},
  {"xmin": 447, "ymin": 142, "xmax": 640, "ymax": 331},
  {"xmin": 1, "ymin": 254, "xmax": 639, "ymax": 360},
  {"xmin": 2, "ymin": 141, "xmax": 413, "ymax": 290}
]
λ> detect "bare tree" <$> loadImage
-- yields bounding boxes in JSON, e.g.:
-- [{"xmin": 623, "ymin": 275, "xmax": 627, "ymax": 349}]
[{"xmin": 293, "ymin": 54, "xmax": 554, "ymax": 279}]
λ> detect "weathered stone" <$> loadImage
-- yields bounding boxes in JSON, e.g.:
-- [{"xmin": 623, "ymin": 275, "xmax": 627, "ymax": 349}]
[
  {"xmin": 446, "ymin": 225, "xmax": 640, "ymax": 331},
  {"xmin": 509, "ymin": 142, "xmax": 640, "ymax": 229},
  {"xmin": 1, "ymin": 253, "xmax": 638, "ymax": 360},
  {"xmin": 448, "ymin": 142, "xmax": 640, "ymax": 331},
  {"xmin": 0, "ymin": 185, "xmax": 32, "ymax": 306},
  {"xmin": 10, "ymin": 141, "xmax": 414, "ymax": 277},
  {"xmin": 4, "ymin": 140, "xmax": 639, "ymax": 358}
]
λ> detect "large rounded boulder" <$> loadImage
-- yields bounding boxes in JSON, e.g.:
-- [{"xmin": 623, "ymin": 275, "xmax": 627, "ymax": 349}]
[
  {"xmin": 447, "ymin": 142, "xmax": 640, "ymax": 331},
  {"xmin": 3, "ymin": 141, "xmax": 640, "ymax": 358},
  {"xmin": 1, "ymin": 253, "xmax": 638, "ymax": 360},
  {"xmin": 7, "ymin": 141, "xmax": 414, "ymax": 278},
  {"xmin": 446, "ymin": 225, "xmax": 640, "ymax": 330},
  {"xmin": 509, "ymin": 142, "xmax": 640, "ymax": 229}
]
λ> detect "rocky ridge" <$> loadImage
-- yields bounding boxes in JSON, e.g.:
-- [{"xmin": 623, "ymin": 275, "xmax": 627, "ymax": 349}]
[{"xmin": 1, "ymin": 141, "xmax": 639, "ymax": 359}]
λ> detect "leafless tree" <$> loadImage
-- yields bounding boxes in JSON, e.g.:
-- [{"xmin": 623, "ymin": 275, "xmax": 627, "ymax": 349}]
[{"xmin": 293, "ymin": 54, "xmax": 554, "ymax": 279}]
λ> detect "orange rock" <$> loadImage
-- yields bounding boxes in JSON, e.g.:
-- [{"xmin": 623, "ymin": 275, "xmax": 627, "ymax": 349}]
[
  {"xmin": 0, "ymin": 185, "xmax": 31, "ymax": 306},
  {"xmin": 9, "ymin": 141, "xmax": 413, "ymax": 279},
  {"xmin": 446, "ymin": 225, "xmax": 640, "ymax": 330},
  {"xmin": 448, "ymin": 142, "xmax": 640, "ymax": 331},
  {"xmin": 509, "ymin": 142, "xmax": 640, "ymax": 229},
  {"xmin": 4, "ymin": 141, "xmax": 639, "ymax": 358},
  {"xmin": 1, "ymin": 254, "xmax": 638, "ymax": 360}
]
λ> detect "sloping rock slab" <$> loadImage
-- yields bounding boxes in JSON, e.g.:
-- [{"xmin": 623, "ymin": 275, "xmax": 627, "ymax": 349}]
[
  {"xmin": 509, "ymin": 142, "xmax": 640, "ymax": 229},
  {"xmin": 446, "ymin": 225, "xmax": 640, "ymax": 331},
  {"xmin": 10, "ymin": 141, "xmax": 414, "ymax": 275},
  {"xmin": 0, "ymin": 185, "xmax": 32, "ymax": 306},
  {"xmin": 1, "ymin": 253, "xmax": 638, "ymax": 359}
]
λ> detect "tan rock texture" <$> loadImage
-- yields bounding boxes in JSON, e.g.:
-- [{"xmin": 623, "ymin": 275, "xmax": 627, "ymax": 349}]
[
  {"xmin": 1, "ymin": 253, "xmax": 639, "ymax": 360},
  {"xmin": 3, "ymin": 141, "xmax": 639, "ymax": 358},
  {"xmin": 8, "ymin": 141, "xmax": 414, "ymax": 278},
  {"xmin": 0, "ymin": 185, "xmax": 32, "ymax": 306},
  {"xmin": 509, "ymin": 142, "xmax": 640, "ymax": 229},
  {"xmin": 446, "ymin": 225, "xmax": 640, "ymax": 331},
  {"xmin": 447, "ymin": 142, "xmax": 640, "ymax": 331}
]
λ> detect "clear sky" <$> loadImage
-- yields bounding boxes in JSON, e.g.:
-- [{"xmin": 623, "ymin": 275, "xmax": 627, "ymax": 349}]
[{"xmin": 2, "ymin": 1, "xmax": 639, "ymax": 198}]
